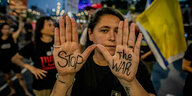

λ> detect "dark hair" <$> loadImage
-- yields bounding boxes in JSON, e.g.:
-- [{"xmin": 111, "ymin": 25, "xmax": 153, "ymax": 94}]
[
  {"xmin": 86, "ymin": 7, "xmax": 124, "ymax": 47},
  {"xmin": 0, "ymin": 23, "xmax": 9, "ymax": 37},
  {"xmin": 34, "ymin": 16, "xmax": 52, "ymax": 44}
]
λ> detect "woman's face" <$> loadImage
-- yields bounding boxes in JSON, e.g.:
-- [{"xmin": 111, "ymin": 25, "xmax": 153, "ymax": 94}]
[
  {"xmin": 41, "ymin": 20, "xmax": 55, "ymax": 36},
  {"xmin": 1, "ymin": 25, "xmax": 10, "ymax": 35},
  {"xmin": 89, "ymin": 15, "xmax": 120, "ymax": 55}
]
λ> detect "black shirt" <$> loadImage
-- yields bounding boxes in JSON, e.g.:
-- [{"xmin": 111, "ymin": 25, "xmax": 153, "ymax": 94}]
[
  {"xmin": 184, "ymin": 44, "xmax": 192, "ymax": 61},
  {"xmin": 183, "ymin": 44, "xmax": 192, "ymax": 95},
  {"xmin": 0, "ymin": 35, "xmax": 18, "ymax": 63},
  {"xmin": 183, "ymin": 43, "xmax": 192, "ymax": 77},
  {"xmin": 24, "ymin": 23, "xmax": 33, "ymax": 41},
  {"xmin": 18, "ymin": 40, "xmax": 57, "ymax": 90},
  {"xmin": 72, "ymin": 55, "xmax": 156, "ymax": 96}
]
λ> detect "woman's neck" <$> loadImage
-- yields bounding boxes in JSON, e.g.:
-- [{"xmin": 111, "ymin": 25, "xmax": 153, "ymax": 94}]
[
  {"xmin": 40, "ymin": 35, "xmax": 52, "ymax": 43},
  {"xmin": 93, "ymin": 50, "xmax": 108, "ymax": 66}
]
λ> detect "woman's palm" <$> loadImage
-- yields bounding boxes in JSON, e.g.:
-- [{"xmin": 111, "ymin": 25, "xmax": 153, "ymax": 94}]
[
  {"xmin": 53, "ymin": 16, "xmax": 96, "ymax": 76},
  {"xmin": 97, "ymin": 20, "xmax": 142, "ymax": 82}
]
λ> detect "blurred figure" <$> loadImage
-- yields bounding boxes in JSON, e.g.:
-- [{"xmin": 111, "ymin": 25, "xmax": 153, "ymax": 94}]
[
  {"xmin": 84, "ymin": 5, "xmax": 97, "ymax": 20},
  {"xmin": 12, "ymin": 16, "xmax": 57, "ymax": 96},
  {"xmin": 77, "ymin": 22, "xmax": 85, "ymax": 34},
  {"xmin": 182, "ymin": 43, "xmax": 192, "ymax": 96},
  {"xmin": 140, "ymin": 39, "xmax": 155, "ymax": 75},
  {"xmin": 24, "ymin": 18, "xmax": 33, "ymax": 44},
  {"xmin": 7, "ymin": 16, "xmax": 18, "ymax": 33},
  {"xmin": 80, "ymin": 4, "xmax": 102, "ymax": 52},
  {"xmin": 0, "ymin": 16, "xmax": 31, "ymax": 96}
]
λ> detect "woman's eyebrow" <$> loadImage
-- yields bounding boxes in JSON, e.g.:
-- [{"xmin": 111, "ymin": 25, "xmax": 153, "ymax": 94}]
[{"xmin": 100, "ymin": 26, "xmax": 110, "ymax": 29}]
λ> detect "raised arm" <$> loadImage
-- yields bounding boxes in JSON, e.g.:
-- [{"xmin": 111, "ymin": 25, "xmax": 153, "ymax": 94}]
[
  {"xmin": 12, "ymin": 15, "xmax": 23, "ymax": 43},
  {"xmin": 97, "ymin": 19, "xmax": 149, "ymax": 96},
  {"xmin": 50, "ymin": 16, "xmax": 96, "ymax": 96}
]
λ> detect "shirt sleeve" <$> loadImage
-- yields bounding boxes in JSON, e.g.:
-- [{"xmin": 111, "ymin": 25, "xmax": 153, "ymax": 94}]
[
  {"xmin": 184, "ymin": 44, "xmax": 192, "ymax": 61},
  {"xmin": 18, "ymin": 42, "xmax": 33, "ymax": 59}
]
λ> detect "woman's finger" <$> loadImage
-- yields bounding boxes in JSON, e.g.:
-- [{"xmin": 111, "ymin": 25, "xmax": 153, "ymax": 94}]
[
  {"xmin": 134, "ymin": 33, "xmax": 142, "ymax": 57},
  {"xmin": 59, "ymin": 16, "xmax": 66, "ymax": 43},
  {"xmin": 39, "ymin": 71, "xmax": 47, "ymax": 77},
  {"xmin": 54, "ymin": 28, "xmax": 60, "ymax": 46},
  {"xmin": 37, "ymin": 73, "xmax": 43, "ymax": 79},
  {"xmin": 71, "ymin": 18, "xmax": 78, "ymax": 43},
  {"xmin": 116, "ymin": 21, "xmax": 123, "ymax": 45},
  {"xmin": 41, "ymin": 70, "xmax": 47, "ymax": 73},
  {"xmin": 96, "ymin": 44, "xmax": 112, "ymax": 63},
  {"xmin": 128, "ymin": 23, "xmax": 136, "ymax": 50},
  {"xmin": 34, "ymin": 73, "xmax": 39, "ymax": 80},
  {"xmin": 123, "ymin": 19, "xmax": 129, "ymax": 45},
  {"xmin": 66, "ymin": 16, "xmax": 72, "ymax": 42},
  {"xmin": 81, "ymin": 44, "xmax": 96, "ymax": 61}
]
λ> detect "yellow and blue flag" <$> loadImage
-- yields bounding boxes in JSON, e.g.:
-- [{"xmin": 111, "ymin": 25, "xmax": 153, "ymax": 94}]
[{"xmin": 136, "ymin": 0, "xmax": 187, "ymax": 70}]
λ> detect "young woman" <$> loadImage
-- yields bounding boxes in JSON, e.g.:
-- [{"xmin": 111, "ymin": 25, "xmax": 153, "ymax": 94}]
[
  {"xmin": 51, "ymin": 7, "xmax": 154, "ymax": 96},
  {"xmin": 0, "ymin": 17, "xmax": 31, "ymax": 96},
  {"xmin": 11, "ymin": 16, "xmax": 56, "ymax": 96}
]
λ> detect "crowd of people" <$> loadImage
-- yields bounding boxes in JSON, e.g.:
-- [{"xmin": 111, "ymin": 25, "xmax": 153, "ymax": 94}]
[
  {"xmin": 0, "ymin": 5, "xmax": 191, "ymax": 96},
  {"xmin": 0, "ymin": 15, "xmax": 31, "ymax": 96}
]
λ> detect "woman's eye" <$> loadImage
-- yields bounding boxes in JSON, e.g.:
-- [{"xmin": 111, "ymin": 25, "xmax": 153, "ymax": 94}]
[
  {"xmin": 101, "ymin": 30, "xmax": 108, "ymax": 33},
  {"xmin": 115, "ymin": 30, "xmax": 118, "ymax": 33}
]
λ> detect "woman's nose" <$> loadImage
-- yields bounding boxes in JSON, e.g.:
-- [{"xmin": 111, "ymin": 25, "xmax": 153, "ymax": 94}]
[{"xmin": 108, "ymin": 31, "xmax": 115, "ymax": 41}]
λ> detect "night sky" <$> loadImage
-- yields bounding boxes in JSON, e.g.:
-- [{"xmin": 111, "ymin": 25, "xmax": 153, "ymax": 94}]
[{"xmin": 27, "ymin": 0, "xmax": 62, "ymax": 12}]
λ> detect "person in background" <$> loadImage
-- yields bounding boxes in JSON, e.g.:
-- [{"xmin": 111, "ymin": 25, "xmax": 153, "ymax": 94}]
[
  {"xmin": 0, "ymin": 16, "xmax": 31, "ymax": 96},
  {"xmin": 24, "ymin": 18, "xmax": 33, "ymax": 44},
  {"xmin": 11, "ymin": 16, "xmax": 57, "ymax": 96},
  {"xmin": 79, "ymin": 4, "xmax": 102, "ymax": 52},
  {"xmin": 140, "ymin": 40, "xmax": 155, "ymax": 75},
  {"xmin": 50, "ymin": 7, "xmax": 155, "ymax": 96},
  {"xmin": 182, "ymin": 43, "xmax": 192, "ymax": 96},
  {"xmin": 7, "ymin": 16, "xmax": 18, "ymax": 33}
]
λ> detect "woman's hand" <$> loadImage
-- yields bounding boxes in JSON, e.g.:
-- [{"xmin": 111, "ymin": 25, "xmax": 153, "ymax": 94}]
[
  {"xmin": 97, "ymin": 19, "xmax": 142, "ymax": 82},
  {"xmin": 53, "ymin": 16, "xmax": 96, "ymax": 77}
]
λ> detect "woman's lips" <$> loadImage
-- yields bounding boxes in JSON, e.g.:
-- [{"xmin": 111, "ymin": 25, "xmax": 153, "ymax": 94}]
[{"xmin": 105, "ymin": 46, "xmax": 116, "ymax": 49}]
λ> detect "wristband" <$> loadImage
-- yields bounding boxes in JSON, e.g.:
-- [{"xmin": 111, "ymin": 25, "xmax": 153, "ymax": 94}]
[
  {"xmin": 56, "ymin": 73, "xmax": 66, "ymax": 84},
  {"xmin": 56, "ymin": 73, "xmax": 76, "ymax": 84}
]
